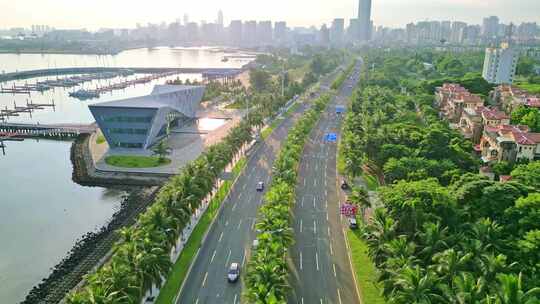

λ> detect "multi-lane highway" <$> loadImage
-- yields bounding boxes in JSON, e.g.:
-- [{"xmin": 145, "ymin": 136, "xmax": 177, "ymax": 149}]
[
  {"xmin": 288, "ymin": 59, "xmax": 363, "ymax": 304},
  {"xmin": 176, "ymin": 74, "xmax": 337, "ymax": 304}
]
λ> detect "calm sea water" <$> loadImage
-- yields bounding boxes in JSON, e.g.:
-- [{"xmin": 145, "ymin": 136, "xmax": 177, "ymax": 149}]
[{"xmin": 0, "ymin": 47, "xmax": 250, "ymax": 303}]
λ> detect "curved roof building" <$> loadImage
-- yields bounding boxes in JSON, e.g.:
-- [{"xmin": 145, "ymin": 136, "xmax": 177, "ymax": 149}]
[{"xmin": 89, "ymin": 85, "xmax": 205, "ymax": 149}]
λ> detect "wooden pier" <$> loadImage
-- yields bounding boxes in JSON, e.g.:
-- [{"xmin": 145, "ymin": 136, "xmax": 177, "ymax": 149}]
[{"xmin": 0, "ymin": 100, "xmax": 55, "ymax": 121}]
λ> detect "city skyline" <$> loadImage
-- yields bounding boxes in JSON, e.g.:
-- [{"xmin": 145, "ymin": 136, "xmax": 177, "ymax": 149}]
[{"xmin": 0, "ymin": 0, "xmax": 539, "ymax": 30}]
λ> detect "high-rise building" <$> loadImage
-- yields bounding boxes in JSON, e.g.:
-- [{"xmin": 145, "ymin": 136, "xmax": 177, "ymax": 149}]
[
  {"xmin": 482, "ymin": 42, "xmax": 519, "ymax": 84},
  {"xmin": 348, "ymin": 19, "xmax": 360, "ymax": 42},
  {"xmin": 330, "ymin": 18, "xmax": 345, "ymax": 45},
  {"xmin": 483, "ymin": 16, "xmax": 500, "ymax": 39},
  {"xmin": 217, "ymin": 10, "xmax": 224, "ymax": 28},
  {"xmin": 274, "ymin": 21, "xmax": 288, "ymax": 45},
  {"xmin": 358, "ymin": 0, "xmax": 372, "ymax": 41},
  {"xmin": 450, "ymin": 21, "xmax": 467, "ymax": 43},
  {"xmin": 320, "ymin": 24, "xmax": 330, "ymax": 46},
  {"xmin": 183, "ymin": 14, "xmax": 189, "ymax": 26},
  {"xmin": 258, "ymin": 21, "xmax": 273, "ymax": 45},
  {"xmin": 243, "ymin": 21, "xmax": 257, "ymax": 46},
  {"xmin": 229, "ymin": 20, "xmax": 243, "ymax": 46}
]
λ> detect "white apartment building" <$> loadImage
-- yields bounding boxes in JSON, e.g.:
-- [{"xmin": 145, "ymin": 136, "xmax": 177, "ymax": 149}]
[{"xmin": 482, "ymin": 42, "xmax": 519, "ymax": 84}]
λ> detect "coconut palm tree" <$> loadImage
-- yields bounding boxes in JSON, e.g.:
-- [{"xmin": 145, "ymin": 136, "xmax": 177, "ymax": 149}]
[{"xmin": 490, "ymin": 273, "xmax": 540, "ymax": 304}]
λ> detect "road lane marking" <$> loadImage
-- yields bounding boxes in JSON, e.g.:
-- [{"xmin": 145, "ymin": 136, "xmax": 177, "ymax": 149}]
[
  {"xmin": 218, "ymin": 232, "xmax": 223, "ymax": 242},
  {"xmin": 242, "ymin": 249, "xmax": 247, "ymax": 266},
  {"xmin": 195, "ymin": 298, "xmax": 199, "ymax": 304},
  {"xmin": 314, "ymin": 220, "xmax": 317, "ymax": 235},
  {"xmin": 300, "ymin": 219, "xmax": 303, "ymax": 233},
  {"xmin": 237, "ymin": 219, "xmax": 242, "ymax": 230},
  {"xmin": 301, "ymin": 297, "xmax": 304, "ymax": 304},
  {"xmin": 330, "ymin": 243, "xmax": 334, "ymax": 255},
  {"xmin": 303, "ymin": 178, "xmax": 306, "ymax": 186},
  {"xmin": 300, "ymin": 251, "xmax": 303, "ymax": 270},
  {"xmin": 313, "ymin": 197, "xmax": 316, "ymax": 209},
  {"xmin": 301, "ymin": 196, "xmax": 304, "ymax": 207},
  {"xmin": 239, "ymin": 192, "xmax": 243, "ymax": 199},
  {"xmin": 314, "ymin": 179, "xmax": 317, "ymax": 187},
  {"xmin": 326, "ymin": 212, "xmax": 329, "ymax": 221},
  {"xmin": 211, "ymin": 250, "xmax": 217, "ymax": 263},
  {"xmin": 225, "ymin": 249, "xmax": 232, "ymax": 266},
  {"xmin": 202, "ymin": 272, "xmax": 208, "ymax": 287},
  {"xmin": 320, "ymin": 298, "xmax": 323, "ymax": 304},
  {"xmin": 233, "ymin": 294, "xmax": 238, "ymax": 304},
  {"xmin": 225, "ymin": 220, "xmax": 229, "ymax": 226},
  {"xmin": 252, "ymin": 218, "xmax": 256, "ymax": 230},
  {"xmin": 232, "ymin": 203, "xmax": 237, "ymax": 211},
  {"xmin": 328, "ymin": 226, "xmax": 331, "ymax": 237},
  {"xmin": 337, "ymin": 288, "xmax": 343, "ymax": 304},
  {"xmin": 316, "ymin": 252, "xmax": 320, "ymax": 271},
  {"xmin": 333, "ymin": 263, "xmax": 337, "ymax": 277}
]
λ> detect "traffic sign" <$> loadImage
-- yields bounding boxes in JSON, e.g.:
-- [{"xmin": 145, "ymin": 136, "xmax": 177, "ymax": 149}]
[
  {"xmin": 325, "ymin": 133, "xmax": 337, "ymax": 142},
  {"xmin": 340, "ymin": 203, "xmax": 358, "ymax": 216}
]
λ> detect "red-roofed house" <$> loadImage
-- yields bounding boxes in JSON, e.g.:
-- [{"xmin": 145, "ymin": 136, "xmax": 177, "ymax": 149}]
[
  {"xmin": 458, "ymin": 106, "xmax": 510, "ymax": 144},
  {"xmin": 480, "ymin": 124, "xmax": 540, "ymax": 163},
  {"xmin": 490, "ymin": 84, "xmax": 539, "ymax": 112}
]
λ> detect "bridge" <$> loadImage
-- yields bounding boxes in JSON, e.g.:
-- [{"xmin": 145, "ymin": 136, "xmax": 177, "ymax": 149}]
[
  {"xmin": 0, "ymin": 122, "xmax": 96, "ymax": 138},
  {"xmin": 0, "ymin": 67, "xmax": 245, "ymax": 83}
]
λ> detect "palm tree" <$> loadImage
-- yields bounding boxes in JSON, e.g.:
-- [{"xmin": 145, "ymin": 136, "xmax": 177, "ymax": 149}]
[
  {"xmin": 491, "ymin": 273, "xmax": 540, "ymax": 304},
  {"xmin": 432, "ymin": 249, "xmax": 473, "ymax": 283},
  {"xmin": 389, "ymin": 265, "xmax": 445, "ymax": 304}
]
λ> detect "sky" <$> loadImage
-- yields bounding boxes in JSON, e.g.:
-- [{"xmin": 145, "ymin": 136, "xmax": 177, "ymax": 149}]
[{"xmin": 1, "ymin": 0, "xmax": 539, "ymax": 30}]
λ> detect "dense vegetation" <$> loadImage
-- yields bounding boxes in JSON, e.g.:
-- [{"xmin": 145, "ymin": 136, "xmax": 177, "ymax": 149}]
[
  {"xmin": 511, "ymin": 106, "xmax": 540, "ymax": 132},
  {"xmin": 342, "ymin": 49, "xmax": 540, "ymax": 303},
  {"xmin": 245, "ymin": 93, "xmax": 332, "ymax": 303}
]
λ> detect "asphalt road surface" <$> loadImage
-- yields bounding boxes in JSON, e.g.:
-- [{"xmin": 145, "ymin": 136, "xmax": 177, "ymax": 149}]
[
  {"xmin": 288, "ymin": 59, "xmax": 363, "ymax": 304},
  {"xmin": 176, "ymin": 74, "xmax": 337, "ymax": 304}
]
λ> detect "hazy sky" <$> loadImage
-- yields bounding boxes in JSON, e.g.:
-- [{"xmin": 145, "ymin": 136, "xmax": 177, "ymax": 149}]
[{"xmin": 1, "ymin": 0, "xmax": 539, "ymax": 30}]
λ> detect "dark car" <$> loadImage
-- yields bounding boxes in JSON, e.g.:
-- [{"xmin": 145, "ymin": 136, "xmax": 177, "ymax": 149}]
[
  {"xmin": 256, "ymin": 181, "xmax": 264, "ymax": 192},
  {"xmin": 227, "ymin": 262, "xmax": 240, "ymax": 283},
  {"xmin": 340, "ymin": 180, "xmax": 349, "ymax": 190}
]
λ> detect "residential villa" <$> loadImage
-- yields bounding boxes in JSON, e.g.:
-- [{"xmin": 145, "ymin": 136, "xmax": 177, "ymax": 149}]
[
  {"xmin": 479, "ymin": 124, "xmax": 540, "ymax": 163},
  {"xmin": 436, "ymin": 83, "xmax": 484, "ymax": 122},
  {"xmin": 436, "ymin": 83, "xmax": 540, "ymax": 164},
  {"xmin": 490, "ymin": 84, "xmax": 540, "ymax": 112}
]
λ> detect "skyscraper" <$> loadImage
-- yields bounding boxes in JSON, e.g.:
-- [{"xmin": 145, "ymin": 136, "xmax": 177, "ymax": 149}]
[
  {"xmin": 217, "ymin": 10, "xmax": 224, "ymax": 28},
  {"xmin": 358, "ymin": 0, "xmax": 372, "ymax": 41},
  {"xmin": 330, "ymin": 18, "xmax": 345, "ymax": 46},
  {"xmin": 482, "ymin": 16, "xmax": 500, "ymax": 39},
  {"xmin": 482, "ymin": 42, "xmax": 518, "ymax": 84}
]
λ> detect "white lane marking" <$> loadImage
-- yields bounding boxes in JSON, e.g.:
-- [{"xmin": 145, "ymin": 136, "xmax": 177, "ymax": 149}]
[
  {"xmin": 232, "ymin": 203, "xmax": 237, "ymax": 211},
  {"xmin": 242, "ymin": 183, "xmax": 246, "ymax": 191},
  {"xmin": 302, "ymin": 297, "xmax": 304, "ymax": 304},
  {"xmin": 324, "ymin": 178, "xmax": 327, "ymax": 188},
  {"xmin": 337, "ymin": 288, "xmax": 343, "ymax": 304},
  {"xmin": 242, "ymin": 249, "xmax": 247, "ymax": 266},
  {"xmin": 300, "ymin": 219, "xmax": 303, "ymax": 233},
  {"xmin": 225, "ymin": 249, "xmax": 232, "ymax": 266},
  {"xmin": 239, "ymin": 192, "xmax": 243, "ymax": 199},
  {"xmin": 218, "ymin": 232, "xmax": 223, "ymax": 242},
  {"xmin": 225, "ymin": 220, "xmax": 229, "ymax": 226},
  {"xmin": 202, "ymin": 272, "xmax": 208, "ymax": 287},
  {"xmin": 303, "ymin": 178, "xmax": 306, "ymax": 187},
  {"xmin": 301, "ymin": 196, "xmax": 304, "ymax": 207},
  {"xmin": 195, "ymin": 298, "xmax": 199, "ymax": 304},
  {"xmin": 325, "ymin": 200, "xmax": 328, "ymax": 210},
  {"xmin": 251, "ymin": 218, "xmax": 256, "ymax": 230},
  {"xmin": 300, "ymin": 251, "xmax": 303, "ymax": 270},
  {"xmin": 328, "ymin": 226, "xmax": 331, "ymax": 237},
  {"xmin": 211, "ymin": 250, "xmax": 217, "ymax": 263},
  {"xmin": 316, "ymin": 252, "xmax": 320, "ymax": 271},
  {"xmin": 330, "ymin": 243, "xmax": 334, "ymax": 255},
  {"xmin": 314, "ymin": 179, "xmax": 317, "ymax": 187},
  {"xmin": 314, "ymin": 220, "xmax": 317, "ymax": 235},
  {"xmin": 233, "ymin": 294, "xmax": 238, "ymax": 304},
  {"xmin": 320, "ymin": 298, "xmax": 323, "ymax": 304},
  {"xmin": 325, "ymin": 188, "xmax": 327, "ymax": 197},
  {"xmin": 326, "ymin": 212, "xmax": 329, "ymax": 221},
  {"xmin": 237, "ymin": 219, "xmax": 242, "ymax": 230},
  {"xmin": 313, "ymin": 197, "xmax": 316, "ymax": 209},
  {"xmin": 333, "ymin": 263, "xmax": 337, "ymax": 277}
]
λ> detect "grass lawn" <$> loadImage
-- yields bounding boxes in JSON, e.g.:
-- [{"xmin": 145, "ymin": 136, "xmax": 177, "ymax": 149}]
[
  {"xmin": 347, "ymin": 228, "xmax": 386, "ymax": 304},
  {"xmin": 155, "ymin": 157, "xmax": 247, "ymax": 304},
  {"xmin": 105, "ymin": 155, "xmax": 171, "ymax": 168},
  {"xmin": 515, "ymin": 82, "xmax": 540, "ymax": 94}
]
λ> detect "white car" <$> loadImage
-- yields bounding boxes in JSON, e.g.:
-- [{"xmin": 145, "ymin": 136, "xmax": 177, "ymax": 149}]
[
  {"xmin": 227, "ymin": 262, "xmax": 240, "ymax": 283},
  {"xmin": 252, "ymin": 239, "xmax": 259, "ymax": 249}
]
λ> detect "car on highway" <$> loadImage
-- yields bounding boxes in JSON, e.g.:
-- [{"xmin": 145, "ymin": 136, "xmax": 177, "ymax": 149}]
[
  {"xmin": 256, "ymin": 181, "xmax": 264, "ymax": 192},
  {"xmin": 227, "ymin": 262, "xmax": 240, "ymax": 283},
  {"xmin": 348, "ymin": 217, "xmax": 358, "ymax": 230}
]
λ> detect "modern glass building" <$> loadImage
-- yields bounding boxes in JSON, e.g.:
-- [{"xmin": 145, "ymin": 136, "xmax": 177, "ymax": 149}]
[{"xmin": 89, "ymin": 85, "xmax": 205, "ymax": 149}]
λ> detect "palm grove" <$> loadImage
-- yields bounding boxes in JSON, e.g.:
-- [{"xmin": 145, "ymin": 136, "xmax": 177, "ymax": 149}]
[{"xmin": 341, "ymin": 49, "xmax": 540, "ymax": 303}]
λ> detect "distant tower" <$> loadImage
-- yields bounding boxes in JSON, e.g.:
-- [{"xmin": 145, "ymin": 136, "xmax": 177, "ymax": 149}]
[
  {"xmin": 218, "ymin": 10, "xmax": 224, "ymax": 28},
  {"xmin": 358, "ymin": 0, "xmax": 372, "ymax": 41},
  {"xmin": 183, "ymin": 14, "xmax": 189, "ymax": 26}
]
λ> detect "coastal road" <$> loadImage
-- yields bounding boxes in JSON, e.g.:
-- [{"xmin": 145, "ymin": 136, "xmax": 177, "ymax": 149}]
[
  {"xmin": 175, "ymin": 74, "xmax": 337, "ymax": 304},
  {"xmin": 288, "ymin": 59, "xmax": 363, "ymax": 304}
]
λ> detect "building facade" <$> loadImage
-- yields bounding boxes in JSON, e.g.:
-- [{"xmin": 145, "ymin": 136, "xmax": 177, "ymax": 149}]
[
  {"xmin": 482, "ymin": 42, "xmax": 519, "ymax": 84},
  {"xmin": 89, "ymin": 85, "xmax": 205, "ymax": 150},
  {"xmin": 358, "ymin": 0, "xmax": 372, "ymax": 41}
]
